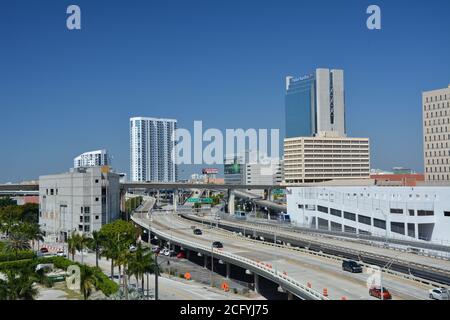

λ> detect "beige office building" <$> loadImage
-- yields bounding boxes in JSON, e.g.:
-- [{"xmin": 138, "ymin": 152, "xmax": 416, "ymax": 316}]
[
  {"xmin": 284, "ymin": 132, "xmax": 370, "ymax": 184},
  {"xmin": 423, "ymin": 85, "xmax": 450, "ymax": 182}
]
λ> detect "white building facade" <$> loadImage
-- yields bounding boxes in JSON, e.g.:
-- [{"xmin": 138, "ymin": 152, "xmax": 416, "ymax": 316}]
[
  {"xmin": 39, "ymin": 167, "xmax": 121, "ymax": 241},
  {"xmin": 130, "ymin": 117, "xmax": 177, "ymax": 182},
  {"xmin": 287, "ymin": 186, "xmax": 450, "ymax": 244},
  {"xmin": 74, "ymin": 149, "xmax": 110, "ymax": 168}
]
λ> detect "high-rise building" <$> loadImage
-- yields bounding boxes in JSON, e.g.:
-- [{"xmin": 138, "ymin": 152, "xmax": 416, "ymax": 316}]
[
  {"xmin": 284, "ymin": 132, "xmax": 370, "ymax": 184},
  {"xmin": 39, "ymin": 166, "xmax": 121, "ymax": 241},
  {"xmin": 285, "ymin": 68, "xmax": 346, "ymax": 138},
  {"xmin": 74, "ymin": 149, "xmax": 110, "ymax": 168},
  {"xmin": 130, "ymin": 117, "xmax": 177, "ymax": 182},
  {"xmin": 423, "ymin": 85, "xmax": 450, "ymax": 182}
]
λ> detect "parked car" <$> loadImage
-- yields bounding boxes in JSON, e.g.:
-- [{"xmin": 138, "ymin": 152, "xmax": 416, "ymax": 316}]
[
  {"xmin": 193, "ymin": 228, "xmax": 202, "ymax": 235},
  {"xmin": 56, "ymin": 250, "xmax": 66, "ymax": 257},
  {"xmin": 429, "ymin": 287, "xmax": 450, "ymax": 300},
  {"xmin": 151, "ymin": 246, "xmax": 160, "ymax": 254},
  {"xmin": 342, "ymin": 260, "xmax": 363, "ymax": 273},
  {"xmin": 212, "ymin": 241, "xmax": 223, "ymax": 249},
  {"xmin": 40, "ymin": 247, "xmax": 49, "ymax": 253},
  {"xmin": 160, "ymin": 248, "xmax": 169, "ymax": 256},
  {"xmin": 176, "ymin": 251, "xmax": 186, "ymax": 259},
  {"xmin": 369, "ymin": 287, "xmax": 392, "ymax": 300}
]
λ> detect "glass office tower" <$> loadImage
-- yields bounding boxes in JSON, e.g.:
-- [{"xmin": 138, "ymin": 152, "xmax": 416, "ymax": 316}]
[{"xmin": 285, "ymin": 68, "xmax": 346, "ymax": 138}]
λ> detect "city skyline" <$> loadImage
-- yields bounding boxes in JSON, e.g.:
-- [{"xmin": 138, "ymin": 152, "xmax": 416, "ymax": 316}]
[{"xmin": 1, "ymin": 0, "xmax": 450, "ymax": 182}]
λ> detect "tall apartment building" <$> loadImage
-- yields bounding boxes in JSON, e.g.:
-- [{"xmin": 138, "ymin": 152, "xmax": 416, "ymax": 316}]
[
  {"xmin": 285, "ymin": 68, "xmax": 346, "ymax": 138},
  {"xmin": 130, "ymin": 117, "xmax": 177, "ymax": 182},
  {"xmin": 39, "ymin": 166, "xmax": 121, "ymax": 241},
  {"xmin": 423, "ymin": 85, "xmax": 450, "ymax": 182},
  {"xmin": 74, "ymin": 149, "xmax": 110, "ymax": 168},
  {"xmin": 284, "ymin": 132, "xmax": 370, "ymax": 184}
]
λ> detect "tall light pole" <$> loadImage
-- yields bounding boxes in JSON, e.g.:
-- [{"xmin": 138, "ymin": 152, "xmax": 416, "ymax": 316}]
[
  {"xmin": 375, "ymin": 208, "xmax": 389, "ymax": 245},
  {"xmin": 210, "ymin": 243, "xmax": 214, "ymax": 287}
]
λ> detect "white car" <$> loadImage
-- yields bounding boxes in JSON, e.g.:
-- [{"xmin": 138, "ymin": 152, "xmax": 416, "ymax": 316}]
[
  {"xmin": 429, "ymin": 288, "xmax": 450, "ymax": 300},
  {"xmin": 56, "ymin": 250, "xmax": 66, "ymax": 257}
]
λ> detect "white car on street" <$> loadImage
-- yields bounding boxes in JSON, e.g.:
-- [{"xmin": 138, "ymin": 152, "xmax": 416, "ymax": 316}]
[{"xmin": 429, "ymin": 287, "xmax": 450, "ymax": 300}]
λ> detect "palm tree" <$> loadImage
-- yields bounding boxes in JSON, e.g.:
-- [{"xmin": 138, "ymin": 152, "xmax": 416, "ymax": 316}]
[
  {"xmin": 79, "ymin": 265, "xmax": 98, "ymax": 300},
  {"xmin": 4, "ymin": 233, "xmax": 31, "ymax": 259},
  {"xmin": 101, "ymin": 237, "xmax": 119, "ymax": 280},
  {"xmin": 0, "ymin": 269, "xmax": 38, "ymax": 300},
  {"xmin": 75, "ymin": 233, "xmax": 90, "ymax": 264},
  {"xmin": 127, "ymin": 243, "xmax": 154, "ymax": 293},
  {"xmin": 89, "ymin": 231, "xmax": 104, "ymax": 268},
  {"xmin": 19, "ymin": 222, "xmax": 44, "ymax": 251},
  {"xmin": 67, "ymin": 233, "xmax": 77, "ymax": 261}
]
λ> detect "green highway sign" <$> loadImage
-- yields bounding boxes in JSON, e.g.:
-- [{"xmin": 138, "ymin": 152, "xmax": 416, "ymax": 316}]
[{"xmin": 187, "ymin": 197, "xmax": 213, "ymax": 204}]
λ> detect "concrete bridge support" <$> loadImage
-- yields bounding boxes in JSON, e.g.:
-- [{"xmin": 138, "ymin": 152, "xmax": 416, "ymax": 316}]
[
  {"xmin": 173, "ymin": 189, "xmax": 179, "ymax": 213},
  {"xmin": 227, "ymin": 189, "xmax": 235, "ymax": 215}
]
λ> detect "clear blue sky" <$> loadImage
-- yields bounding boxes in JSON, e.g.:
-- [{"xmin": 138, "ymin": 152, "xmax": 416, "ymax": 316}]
[{"xmin": 1, "ymin": 0, "xmax": 449, "ymax": 182}]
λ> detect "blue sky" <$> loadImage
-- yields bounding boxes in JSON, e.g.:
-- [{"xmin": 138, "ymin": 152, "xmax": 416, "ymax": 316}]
[{"xmin": 0, "ymin": 0, "xmax": 449, "ymax": 182}]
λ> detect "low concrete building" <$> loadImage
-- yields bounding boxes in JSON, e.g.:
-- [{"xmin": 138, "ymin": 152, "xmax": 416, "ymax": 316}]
[
  {"xmin": 287, "ymin": 185, "xmax": 450, "ymax": 244},
  {"xmin": 39, "ymin": 166, "xmax": 121, "ymax": 241}
]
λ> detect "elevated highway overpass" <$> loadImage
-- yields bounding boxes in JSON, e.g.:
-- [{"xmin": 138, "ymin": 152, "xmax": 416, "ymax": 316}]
[{"xmin": 131, "ymin": 206, "xmax": 438, "ymax": 300}]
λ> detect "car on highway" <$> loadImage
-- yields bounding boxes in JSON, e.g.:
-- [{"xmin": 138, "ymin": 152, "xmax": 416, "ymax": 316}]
[
  {"xmin": 193, "ymin": 228, "xmax": 202, "ymax": 235},
  {"xmin": 176, "ymin": 251, "xmax": 186, "ymax": 259},
  {"xmin": 212, "ymin": 241, "xmax": 223, "ymax": 249},
  {"xmin": 369, "ymin": 286, "xmax": 392, "ymax": 300},
  {"xmin": 39, "ymin": 247, "xmax": 49, "ymax": 253},
  {"xmin": 342, "ymin": 260, "xmax": 363, "ymax": 273},
  {"xmin": 151, "ymin": 246, "xmax": 161, "ymax": 254},
  {"xmin": 429, "ymin": 287, "xmax": 450, "ymax": 300}
]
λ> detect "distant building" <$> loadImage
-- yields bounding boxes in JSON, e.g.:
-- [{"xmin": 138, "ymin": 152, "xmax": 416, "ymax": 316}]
[
  {"xmin": 224, "ymin": 151, "xmax": 283, "ymax": 187},
  {"xmin": 130, "ymin": 117, "xmax": 177, "ymax": 182},
  {"xmin": 74, "ymin": 149, "xmax": 110, "ymax": 168},
  {"xmin": 284, "ymin": 132, "xmax": 370, "ymax": 184},
  {"xmin": 39, "ymin": 166, "xmax": 121, "ymax": 241},
  {"xmin": 370, "ymin": 173, "xmax": 425, "ymax": 186},
  {"xmin": 285, "ymin": 68, "xmax": 345, "ymax": 138},
  {"xmin": 287, "ymin": 186, "xmax": 450, "ymax": 243},
  {"xmin": 423, "ymin": 85, "xmax": 450, "ymax": 182}
]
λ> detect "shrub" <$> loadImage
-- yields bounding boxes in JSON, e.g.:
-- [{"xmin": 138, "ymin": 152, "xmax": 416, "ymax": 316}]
[{"xmin": 0, "ymin": 250, "xmax": 36, "ymax": 262}]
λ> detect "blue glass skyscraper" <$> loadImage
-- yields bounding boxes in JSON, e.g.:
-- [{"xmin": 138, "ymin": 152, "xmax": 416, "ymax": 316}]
[{"xmin": 285, "ymin": 68, "xmax": 346, "ymax": 138}]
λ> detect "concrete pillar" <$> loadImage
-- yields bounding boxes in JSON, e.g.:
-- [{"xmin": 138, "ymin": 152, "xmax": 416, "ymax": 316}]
[
  {"xmin": 226, "ymin": 263, "xmax": 230, "ymax": 279},
  {"xmin": 268, "ymin": 188, "xmax": 274, "ymax": 202},
  {"xmin": 254, "ymin": 274, "xmax": 260, "ymax": 294},
  {"xmin": 157, "ymin": 190, "xmax": 160, "ymax": 206},
  {"xmin": 204, "ymin": 255, "xmax": 208, "ymax": 268},
  {"xmin": 186, "ymin": 250, "xmax": 190, "ymax": 260},
  {"xmin": 173, "ymin": 189, "xmax": 179, "ymax": 213},
  {"xmin": 227, "ymin": 189, "xmax": 235, "ymax": 215},
  {"xmin": 287, "ymin": 292, "xmax": 293, "ymax": 300}
]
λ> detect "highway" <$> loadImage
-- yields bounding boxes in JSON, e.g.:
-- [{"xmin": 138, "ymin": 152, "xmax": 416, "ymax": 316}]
[
  {"xmin": 186, "ymin": 213, "xmax": 450, "ymax": 277},
  {"xmin": 138, "ymin": 210, "xmax": 435, "ymax": 300}
]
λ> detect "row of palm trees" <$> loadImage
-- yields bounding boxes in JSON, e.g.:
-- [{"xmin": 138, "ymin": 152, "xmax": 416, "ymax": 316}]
[{"xmin": 67, "ymin": 223, "xmax": 155, "ymax": 299}]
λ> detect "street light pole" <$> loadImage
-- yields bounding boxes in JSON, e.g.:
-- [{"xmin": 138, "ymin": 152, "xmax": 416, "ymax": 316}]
[
  {"xmin": 155, "ymin": 253, "xmax": 159, "ymax": 300},
  {"xmin": 210, "ymin": 243, "xmax": 214, "ymax": 287}
]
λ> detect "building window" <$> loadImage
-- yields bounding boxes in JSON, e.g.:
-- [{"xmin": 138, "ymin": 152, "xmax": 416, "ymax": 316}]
[
  {"xmin": 95, "ymin": 215, "xmax": 99, "ymax": 220},
  {"xmin": 298, "ymin": 204, "xmax": 304, "ymax": 209},
  {"xmin": 84, "ymin": 207, "xmax": 90, "ymax": 214},
  {"xmin": 358, "ymin": 215, "xmax": 371, "ymax": 225},
  {"xmin": 84, "ymin": 225, "xmax": 90, "ymax": 232},
  {"xmin": 390, "ymin": 208, "xmax": 403, "ymax": 214},
  {"xmin": 50, "ymin": 189, "xmax": 54, "ymax": 195},
  {"xmin": 373, "ymin": 218, "xmax": 386, "ymax": 230},
  {"xmin": 95, "ymin": 179, "xmax": 99, "ymax": 183},
  {"xmin": 317, "ymin": 205, "xmax": 328, "ymax": 214},
  {"xmin": 95, "ymin": 197, "xmax": 99, "ymax": 202},
  {"xmin": 84, "ymin": 216, "xmax": 90, "ymax": 223},
  {"xmin": 81, "ymin": 207, "xmax": 83, "ymax": 214},
  {"xmin": 409, "ymin": 209, "xmax": 415, "ymax": 216},
  {"xmin": 344, "ymin": 211, "xmax": 356, "ymax": 221},
  {"xmin": 330, "ymin": 208, "xmax": 342, "ymax": 217},
  {"xmin": 417, "ymin": 210, "xmax": 434, "ymax": 216},
  {"xmin": 344, "ymin": 225, "xmax": 356, "ymax": 233},
  {"xmin": 391, "ymin": 222, "xmax": 405, "ymax": 235},
  {"xmin": 78, "ymin": 225, "xmax": 83, "ymax": 231}
]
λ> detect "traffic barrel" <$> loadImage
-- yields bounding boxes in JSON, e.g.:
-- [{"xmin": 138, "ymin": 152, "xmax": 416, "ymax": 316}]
[
  {"xmin": 307, "ymin": 282, "xmax": 312, "ymax": 288},
  {"xmin": 184, "ymin": 272, "xmax": 191, "ymax": 280},
  {"xmin": 221, "ymin": 282, "xmax": 229, "ymax": 292},
  {"xmin": 341, "ymin": 296, "xmax": 347, "ymax": 300},
  {"xmin": 323, "ymin": 288, "xmax": 328, "ymax": 297}
]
